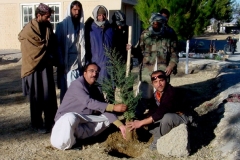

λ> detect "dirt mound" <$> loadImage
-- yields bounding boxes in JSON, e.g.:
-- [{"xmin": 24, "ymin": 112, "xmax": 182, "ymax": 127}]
[{"xmin": 104, "ymin": 130, "xmax": 149, "ymax": 158}]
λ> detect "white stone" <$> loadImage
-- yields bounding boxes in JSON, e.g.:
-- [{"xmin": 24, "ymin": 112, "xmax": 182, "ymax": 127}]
[{"xmin": 157, "ymin": 124, "xmax": 190, "ymax": 157}]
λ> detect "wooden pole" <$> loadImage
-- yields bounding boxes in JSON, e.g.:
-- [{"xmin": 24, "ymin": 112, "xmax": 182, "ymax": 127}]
[{"xmin": 126, "ymin": 26, "xmax": 132, "ymax": 77}]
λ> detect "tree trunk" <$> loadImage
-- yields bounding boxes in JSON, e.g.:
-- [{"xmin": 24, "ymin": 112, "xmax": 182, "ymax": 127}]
[
  {"xmin": 115, "ymin": 87, "xmax": 122, "ymax": 103},
  {"xmin": 126, "ymin": 119, "xmax": 133, "ymax": 141}
]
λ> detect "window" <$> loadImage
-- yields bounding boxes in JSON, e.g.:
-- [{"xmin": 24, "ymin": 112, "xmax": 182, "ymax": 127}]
[
  {"xmin": 22, "ymin": 5, "xmax": 34, "ymax": 27},
  {"xmin": 21, "ymin": 3, "xmax": 61, "ymax": 31},
  {"xmin": 48, "ymin": 4, "xmax": 60, "ymax": 31}
]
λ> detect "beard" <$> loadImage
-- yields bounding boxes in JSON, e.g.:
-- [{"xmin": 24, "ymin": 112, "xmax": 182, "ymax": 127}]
[
  {"xmin": 38, "ymin": 21, "xmax": 47, "ymax": 28},
  {"xmin": 71, "ymin": 12, "xmax": 81, "ymax": 21},
  {"xmin": 38, "ymin": 18, "xmax": 49, "ymax": 25}
]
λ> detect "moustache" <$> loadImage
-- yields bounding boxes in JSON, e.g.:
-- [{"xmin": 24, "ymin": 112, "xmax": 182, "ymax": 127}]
[
  {"xmin": 90, "ymin": 76, "xmax": 97, "ymax": 79},
  {"xmin": 73, "ymin": 14, "xmax": 80, "ymax": 18}
]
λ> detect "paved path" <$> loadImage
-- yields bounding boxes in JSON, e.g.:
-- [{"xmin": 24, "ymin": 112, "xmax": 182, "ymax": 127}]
[
  {"xmin": 209, "ymin": 54, "xmax": 240, "ymax": 160},
  {"xmin": 0, "ymin": 49, "xmax": 21, "ymax": 55},
  {"xmin": 179, "ymin": 54, "xmax": 240, "ymax": 159},
  {"xmin": 0, "ymin": 49, "xmax": 21, "ymax": 63}
]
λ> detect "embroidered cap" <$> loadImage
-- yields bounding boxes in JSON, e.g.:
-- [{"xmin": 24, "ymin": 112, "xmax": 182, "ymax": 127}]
[{"xmin": 37, "ymin": 3, "xmax": 54, "ymax": 13}]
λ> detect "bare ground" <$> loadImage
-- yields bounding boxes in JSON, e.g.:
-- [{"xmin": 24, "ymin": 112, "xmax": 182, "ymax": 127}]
[
  {"xmin": 0, "ymin": 33, "xmax": 233, "ymax": 160},
  {"xmin": 0, "ymin": 58, "xmax": 223, "ymax": 160}
]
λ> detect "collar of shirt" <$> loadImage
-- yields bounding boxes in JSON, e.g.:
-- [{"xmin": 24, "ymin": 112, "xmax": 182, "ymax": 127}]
[{"xmin": 154, "ymin": 91, "xmax": 163, "ymax": 106}]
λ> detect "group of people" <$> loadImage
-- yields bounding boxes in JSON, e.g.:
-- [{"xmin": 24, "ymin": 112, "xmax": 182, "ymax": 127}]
[{"xmin": 18, "ymin": 1, "xmax": 190, "ymax": 151}]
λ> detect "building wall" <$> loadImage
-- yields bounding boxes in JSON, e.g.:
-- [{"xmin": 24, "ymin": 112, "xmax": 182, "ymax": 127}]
[
  {"xmin": 0, "ymin": 0, "xmax": 139, "ymax": 50},
  {"xmin": 0, "ymin": 3, "xmax": 20, "ymax": 49}
]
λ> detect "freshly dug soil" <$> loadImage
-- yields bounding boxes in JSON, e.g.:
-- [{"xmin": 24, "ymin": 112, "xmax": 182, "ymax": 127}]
[{"xmin": 104, "ymin": 129, "xmax": 149, "ymax": 158}]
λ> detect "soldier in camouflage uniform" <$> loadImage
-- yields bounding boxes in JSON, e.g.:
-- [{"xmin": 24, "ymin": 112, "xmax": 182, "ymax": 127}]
[{"xmin": 131, "ymin": 13, "xmax": 178, "ymax": 99}]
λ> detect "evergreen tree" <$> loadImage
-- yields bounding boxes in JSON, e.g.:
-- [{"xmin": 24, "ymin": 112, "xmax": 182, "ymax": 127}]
[
  {"xmin": 101, "ymin": 48, "xmax": 141, "ymax": 121},
  {"xmin": 135, "ymin": 0, "xmax": 233, "ymax": 40},
  {"xmin": 213, "ymin": 0, "xmax": 233, "ymax": 22},
  {"xmin": 194, "ymin": 0, "xmax": 215, "ymax": 35},
  {"xmin": 134, "ymin": 0, "xmax": 161, "ymax": 29}
]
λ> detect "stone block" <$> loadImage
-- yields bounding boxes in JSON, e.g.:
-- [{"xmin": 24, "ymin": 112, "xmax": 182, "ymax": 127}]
[{"xmin": 157, "ymin": 124, "xmax": 190, "ymax": 157}]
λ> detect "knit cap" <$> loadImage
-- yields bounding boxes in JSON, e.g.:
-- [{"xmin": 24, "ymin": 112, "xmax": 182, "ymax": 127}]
[{"xmin": 97, "ymin": 7, "xmax": 106, "ymax": 15}]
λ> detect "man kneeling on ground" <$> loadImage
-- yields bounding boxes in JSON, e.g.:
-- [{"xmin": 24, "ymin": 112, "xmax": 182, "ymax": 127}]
[
  {"xmin": 126, "ymin": 70, "xmax": 189, "ymax": 150},
  {"xmin": 51, "ymin": 62, "xmax": 127, "ymax": 150}
]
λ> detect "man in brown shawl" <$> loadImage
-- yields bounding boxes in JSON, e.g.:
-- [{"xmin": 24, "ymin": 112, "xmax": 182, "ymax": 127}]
[{"xmin": 18, "ymin": 3, "xmax": 58, "ymax": 133}]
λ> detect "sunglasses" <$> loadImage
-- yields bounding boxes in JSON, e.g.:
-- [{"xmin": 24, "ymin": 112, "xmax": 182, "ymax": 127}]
[{"xmin": 151, "ymin": 74, "xmax": 166, "ymax": 81}]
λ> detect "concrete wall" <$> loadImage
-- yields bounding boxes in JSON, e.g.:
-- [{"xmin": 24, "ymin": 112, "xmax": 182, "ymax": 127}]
[
  {"xmin": 0, "ymin": 0, "xmax": 140, "ymax": 50},
  {"xmin": 0, "ymin": 3, "xmax": 20, "ymax": 49}
]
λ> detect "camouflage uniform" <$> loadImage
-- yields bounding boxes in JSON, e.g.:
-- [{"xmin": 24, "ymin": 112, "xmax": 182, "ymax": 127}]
[
  {"xmin": 132, "ymin": 13, "xmax": 178, "ymax": 99},
  {"xmin": 135, "ymin": 29, "xmax": 178, "ymax": 84}
]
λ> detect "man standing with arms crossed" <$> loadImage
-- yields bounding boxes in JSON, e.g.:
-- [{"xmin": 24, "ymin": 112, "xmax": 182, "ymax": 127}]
[
  {"xmin": 18, "ymin": 3, "xmax": 58, "ymax": 133},
  {"xmin": 85, "ymin": 5, "xmax": 114, "ymax": 82},
  {"xmin": 56, "ymin": 1, "xmax": 86, "ymax": 103}
]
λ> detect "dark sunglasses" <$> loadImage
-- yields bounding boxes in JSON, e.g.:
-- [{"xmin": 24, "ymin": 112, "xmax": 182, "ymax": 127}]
[{"xmin": 151, "ymin": 74, "xmax": 166, "ymax": 81}]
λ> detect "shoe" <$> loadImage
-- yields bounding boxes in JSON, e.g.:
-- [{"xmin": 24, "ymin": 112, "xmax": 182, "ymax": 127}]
[
  {"xmin": 149, "ymin": 142, "xmax": 157, "ymax": 151},
  {"xmin": 37, "ymin": 127, "xmax": 47, "ymax": 134},
  {"xmin": 72, "ymin": 142, "xmax": 82, "ymax": 150},
  {"xmin": 33, "ymin": 126, "xmax": 50, "ymax": 134}
]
